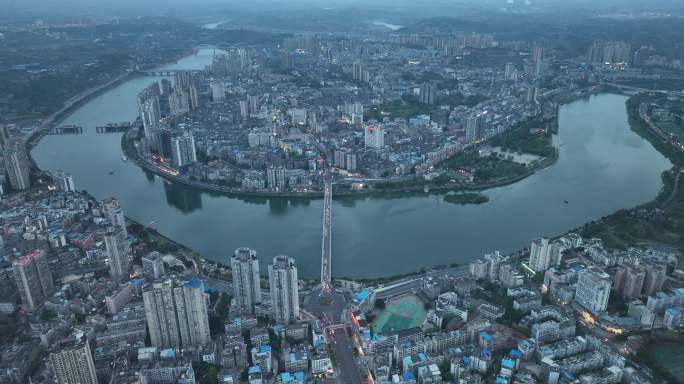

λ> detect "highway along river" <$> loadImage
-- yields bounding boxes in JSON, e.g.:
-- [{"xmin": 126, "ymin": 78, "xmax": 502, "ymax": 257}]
[{"xmin": 31, "ymin": 49, "xmax": 672, "ymax": 278}]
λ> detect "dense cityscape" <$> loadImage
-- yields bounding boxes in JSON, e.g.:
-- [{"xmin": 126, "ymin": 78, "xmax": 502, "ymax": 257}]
[{"xmin": 2, "ymin": 1, "xmax": 684, "ymax": 384}]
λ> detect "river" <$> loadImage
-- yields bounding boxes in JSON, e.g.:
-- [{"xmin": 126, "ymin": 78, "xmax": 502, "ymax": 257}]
[{"xmin": 31, "ymin": 49, "xmax": 672, "ymax": 279}]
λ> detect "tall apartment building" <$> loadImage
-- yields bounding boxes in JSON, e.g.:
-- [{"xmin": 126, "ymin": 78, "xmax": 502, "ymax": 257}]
[
  {"xmin": 268, "ymin": 255, "xmax": 300, "ymax": 324},
  {"xmin": 142, "ymin": 279, "xmax": 211, "ymax": 348},
  {"xmin": 171, "ymin": 132, "xmax": 197, "ymax": 167},
  {"xmin": 529, "ymin": 237, "xmax": 564, "ymax": 272},
  {"xmin": 102, "ymin": 198, "xmax": 127, "ymax": 236},
  {"xmin": 3, "ymin": 140, "xmax": 31, "ymax": 190},
  {"xmin": 643, "ymin": 264, "xmax": 667, "ymax": 296},
  {"xmin": 48, "ymin": 337, "xmax": 98, "ymax": 384},
  {"xmin": 12, "ymin": 249, "xmax": 53, "ymax": 311},
  {"xmin": 613, "ymin": 264, "xmax": 645, "ymax": 299},
  {"xmin": 105, "ymin": 227, "xmax": 129, "ymax": 282},
  {"xmin": 364, "ymin": 124, "xmax": 384, "ymax": 149},
  {"xmin": 231, "ymin": 247, "xmax": 262, "ymax": 313},
  {"xmin": 575, "ymin": 268, "xmax": 612, "ymax": 313}
]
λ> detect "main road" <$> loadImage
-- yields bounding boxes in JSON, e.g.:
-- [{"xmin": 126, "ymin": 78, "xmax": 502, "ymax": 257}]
[{"xmin": 320, "ymin": 175, "xmax": 333, "ymax": 291}]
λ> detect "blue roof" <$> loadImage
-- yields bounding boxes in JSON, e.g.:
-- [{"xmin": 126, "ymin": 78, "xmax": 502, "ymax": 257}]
[
  {"xmin": 501, "ymin": 358, "xmax": 515, "ymax": 369},
  {"xmin": 160, "ymin": 349, "xmax": 175, "ymax": 358},
  {"xmin": 403, "ymin": 372, "xmax": 415, "ymax": 381},
  {"xmin": 185, "ymin": 277, "xmax": 203, "ymax": 289},
  {"xmin": 666, "ymin": 307, "xmax": 680, "ymax": 315},
  {"xmin": 573, "ymin": 266, "xmax": 583, "ymax": 272},
  {"xmin": 403, "ymin": 356, "xmax": 412, "ymax": 364},
  {"xmin": 248, "ymin": 366, "xmax": 261, "ymax": 374},
  {"xmin": 260, "ymin": 345, "xmax": 271, "ymax": 353},
  {"xmin": 495, "ymin": 377, "xmax": 508, "ymax": 384},
  {"xmin": 294, "ymin": 372, "xmax": 305, "ymax": 380},
  {"xmin": 510, "ymin": 349, "xmax": 522, "ymax": 358},
  {"xmin": 280, "ymin": 373, "xmax": 293, "ymax": 383},
  {"xmin": 480, "ymin": 331, "xmax": 493, "ymax": 342},
  {"xmin": 418, "ymin": 353, "xmax": 427, "ymax": 361},
  {"xmin": 354, "ymin": 290, "xmax": 370, "ymax": 302}
]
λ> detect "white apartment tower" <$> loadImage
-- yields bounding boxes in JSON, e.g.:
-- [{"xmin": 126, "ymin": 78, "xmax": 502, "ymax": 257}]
[
  {"xmin": 48, "ymin": 338, "xmax": 98, "ymax": 384},
  {"xmin": 142, "ymin": 279, "xmax": 211, "ymax": 348},
  {"xmin": 575, "ymin": 268, "xmax": 612, "ymax": 313},
  {"xmin": 105, "ymin": 227, "xmax": 129, "ymax": 282},
  {"xmin": 268, "ymin": 255, "xmax": 299, "ymax": 324},
  {"xmin": 231, "ymin": 247, "xmax": 262, "ymax": 313}
]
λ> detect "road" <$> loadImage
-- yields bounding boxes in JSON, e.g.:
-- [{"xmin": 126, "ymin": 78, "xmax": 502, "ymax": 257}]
[
  {"xmin": 374, "ymin": 265, "xmax": 470, "ymax": 300},
  {"xmin": 330, "ymin": 326, "xmax": 363, "ymax": 384},
  {"xmin": 320, "ymin": 176, "xmax": 333, "ymax": 290},
  {"xmin": 305, "ymin": 288, "xmax": 363, "ymax": 384}
]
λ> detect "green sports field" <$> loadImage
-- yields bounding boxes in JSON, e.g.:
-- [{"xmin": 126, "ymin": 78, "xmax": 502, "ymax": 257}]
[{"xmin": 373, "ymin": 294, "xmax": 426, "ymax": 334}]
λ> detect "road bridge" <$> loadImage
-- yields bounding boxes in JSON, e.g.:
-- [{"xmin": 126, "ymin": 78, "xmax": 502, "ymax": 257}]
[{"xmin": 320, "ymin": 175, "xmax": 333, "ymax": 292}]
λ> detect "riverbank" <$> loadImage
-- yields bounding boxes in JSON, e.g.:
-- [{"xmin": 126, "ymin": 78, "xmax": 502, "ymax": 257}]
[
  {"xmin": 121, "ymin": 117, "xmax": 560, "ymax": 200},
  {"xmin": 579, "ymin": 92, "xmax": 684, "ymax": 251},
  {"xmin": 25, "ymin": 47, "xmax": 198, "ymax": 174}
]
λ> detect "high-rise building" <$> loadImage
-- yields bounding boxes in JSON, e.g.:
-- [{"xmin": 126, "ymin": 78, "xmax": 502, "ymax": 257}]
[
  {"xmin": 105, "ymin": 227, "xmax": 129, "ymax": 282},
  {"xmin": 53, "ymin": 170, "xmax": 76, "ymax": 192},
  {"xmin": 643, "ymin": 264, "xmax": 667, "ymax": 296},
  {"xmin": 364, "ymin": 124, "xmax": 384, "ymax": 149},
  {"xmin": 143, "ymin": 279, "xmax": 211, "ymax": 348},
  {"xmin": 465, "ymin": 114, "xmax": 485, "ymax": 143},
  {"xmin": 171, "ymin": 133, "xmax": 197, "ymax": 167},
  {"xmin": 419, "ymin": 82, "xmax": 436, "ymax": 105},
  {"xmin": 142, "ymin": 251, "xmax": 166, "ymax": 280},
  {"xmin": 189, "ymin": 85, "xmax": 200, "ymax": 110},
  {"xmin": 587, "ymin": 40, "xmax": 632, "ymax": 64},
  {"xmin": 140, "ymin": 97, "xmax": 161, "ymax": 138},
  {"xmin": 529, "ymin": 237, "xmax": 564, "ymax": 272},
  {"xmin": 170, "ymin": 90, "xmax": 190, "ymax": 115},
  {"xmin": 575, "ymin": 268, "xmax": 612, "ymax": 313},
  {"xmin": 613, "ymin": 264, "xmax": 645, "ymax": 299},
  {"xmin": 352, "ymin": 60, "xmax": 369, "ymax": 83},
  {"xmin": 3, "ymin": 140, "xmax": 31, "ymax": 190},
  {"xmin": 240, "ymin": 100, "xmax": 250, "ymax": 119},
  {"xmin": 102, "ymin": 198, "xmax": 127, "ymax": 236},
  {"xmin": 48, "ymin": 337, "xmax": 98, "ymax": 384},
  {"xmin": 532, "ymin": 46, "xmax": 544, "ymax": 77},
  {"xmin": 266, "ymin": 166, "xmax": 286, "ymax": 191},
  {"xmin": 504, "ymin": 63, "xmax": 517, "ymax": 80},
  {"xmin": 12, "ymin": 249, "xmax": 53, "ymax": 311},
  {"xmin": 231, "ymin": 248, "xmax": 262, "ymax": 313},
  {"xmin": 211, "ymin": 79, "xmax": 225, "ymax": 102},
  {"xmin": 174, "ymin": 71, "xmax": 192, "ymax": 90},
  {"xmin": 0, "ymin": 124, "xmax": 9, "ymax": 150},
  {"xmin": 268, "ymin": 255, "xmax": 299, "ymax": 324},
  {"xmin": 160, "ymin": 78, "xmax": 173, "ymax": 95}
]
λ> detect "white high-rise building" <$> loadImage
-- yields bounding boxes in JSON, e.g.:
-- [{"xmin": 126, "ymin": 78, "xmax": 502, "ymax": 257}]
[
  {"xmin": 529, "ymin": 238, "xmax": 564, "ymax": 272},
  {"xmin": 364, "ymin": 124, "xmax": 384, "ymax": 149},
  {"xmin": 13, "ymin": 249, "xmax": 53, "ymax": 311},
  {"xmin": 171, "ymin": 133, "xmax": 197, "ymax": 167},
  {"xmin": 143, "ymin": 279, "xmax": 211, "ymax": 348},
  {"xmin": 53, "ymin": 170, "xmax": 76, "ymax": 192},
  {"xmin": 4, "ymin": 140, "xmax": 31, "ymax": 190},
  {"xmin": 48, "ymin": 338, "xmax": 98, "ymax": 384},
  {"xmin": 140, "ymin": 97, "xmax": 161, "ymax": 138},
  {"xmin": 268, "ymin": 255, "xmax": 299, "ymax": 324},
  {"xmin": 231, "ymin": 247, "xmax": 262, "ymax": 313},
  {"xmin": 102, "ymin": 198, "xmax": 127, "ymax": 236},
  {"xmin": 105, "ymin": 227, "xmax": 129, "ymax": 282},
  {"xmin": 575, "ymin": 268, "xmax": 612, "ymax": 313}
]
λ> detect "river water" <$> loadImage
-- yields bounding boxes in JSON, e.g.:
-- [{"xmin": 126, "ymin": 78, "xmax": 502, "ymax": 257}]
[{"xmin": 31, "ymin": 49, "xmax": 672, "ymax": 278}]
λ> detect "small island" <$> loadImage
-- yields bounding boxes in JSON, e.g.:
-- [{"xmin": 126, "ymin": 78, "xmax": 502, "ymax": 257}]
[{"xmin": 443, "ymin": 192, "xmax": 490, "ymax": 205}]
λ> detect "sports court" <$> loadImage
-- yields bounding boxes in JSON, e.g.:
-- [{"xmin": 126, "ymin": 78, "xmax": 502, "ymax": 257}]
[{"xmin": 372, "ymin": 294, "xmax": 426, "ymax": 334}]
